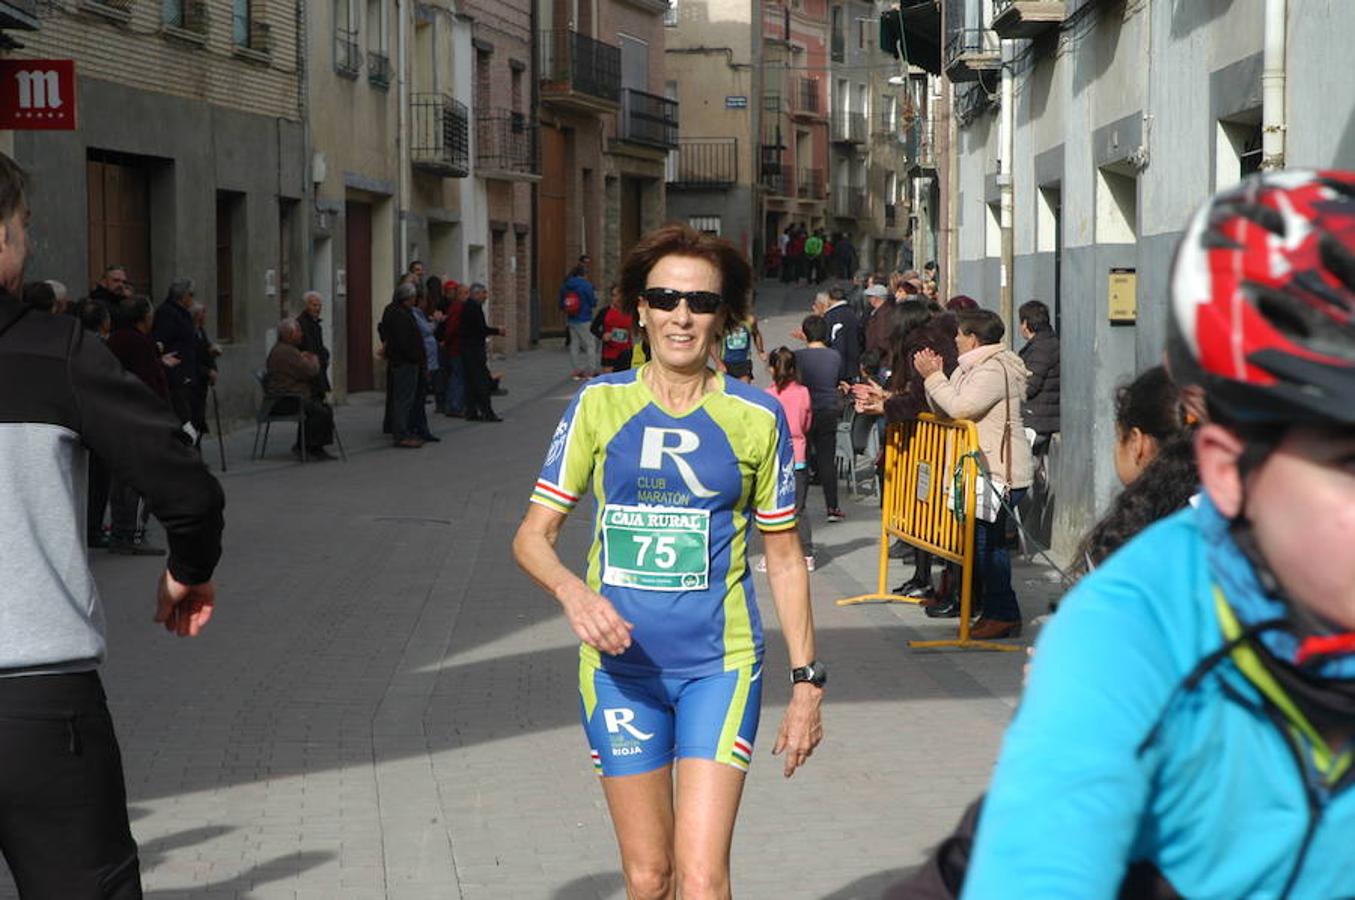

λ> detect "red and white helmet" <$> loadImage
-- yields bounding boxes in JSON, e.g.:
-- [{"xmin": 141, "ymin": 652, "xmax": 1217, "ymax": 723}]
[{"xmin": 1168, "ymin": 170, "xmax": 1355, "ymax": 427}]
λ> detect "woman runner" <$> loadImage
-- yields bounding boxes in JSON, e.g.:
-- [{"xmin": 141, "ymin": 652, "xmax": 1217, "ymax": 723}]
[{"xmin": 513, "ymin": 224, "xmax": 825, "ymax": 900}]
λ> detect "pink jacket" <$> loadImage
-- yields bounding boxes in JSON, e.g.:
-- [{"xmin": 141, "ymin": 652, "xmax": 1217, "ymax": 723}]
[{"xmin": 766, "ymin": 382, "xmax": 811, "ymax": 465}]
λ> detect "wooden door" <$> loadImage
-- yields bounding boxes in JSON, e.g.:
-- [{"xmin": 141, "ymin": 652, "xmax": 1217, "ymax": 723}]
[
  {"xmin": 345, "ymin": 201, "xmax": 374, "ymax": 392},
  {"xmin": 537, "ymin": 126, "xmax": 568, "ymax": 335},
  {"xmin": 620, "ymin": 176, "xmax": 643, "ymax": 262},
  {"xmin": 86, "ymin": 156, "xmax": 151, "ymax": 297}
]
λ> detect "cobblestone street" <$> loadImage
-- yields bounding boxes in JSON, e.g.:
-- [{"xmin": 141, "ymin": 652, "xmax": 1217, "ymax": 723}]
[{"xmin": 2, "ymin": 282, "xmax": 1060, "ymax": 899}]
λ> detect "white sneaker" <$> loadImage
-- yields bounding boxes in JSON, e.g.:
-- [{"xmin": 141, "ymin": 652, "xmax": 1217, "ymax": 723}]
[
  {"xmin": 804, "ymin": 556, "xmax": 816, "ymax": 572},
  {"xmin": 755, "ymin": 557, "xmax": 767, "ymax": 573}
]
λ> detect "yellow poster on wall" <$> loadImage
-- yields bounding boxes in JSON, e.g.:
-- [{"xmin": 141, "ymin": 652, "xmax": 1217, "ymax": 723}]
[{"xmin": 1109, "ymin": 268, "xmax": 1137, "ymax": 324}]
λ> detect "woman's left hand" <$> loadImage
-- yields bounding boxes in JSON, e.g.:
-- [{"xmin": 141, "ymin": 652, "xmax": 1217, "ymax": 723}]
[
  {"xmin": 913, "ymin": 348, "xmax": 943, "ymax": 378},
  {"xmin": 772, "ymin": 683, "xmax": 824, "ymax": 778}
]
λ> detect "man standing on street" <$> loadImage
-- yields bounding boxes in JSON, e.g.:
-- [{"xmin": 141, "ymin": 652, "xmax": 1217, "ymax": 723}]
[
  {"xmin": 1018, "ymin": 299, "xmax": 1060, "ymax": 453},
  {"xmin": 380, "ymin": 282, "xmax": 426, "ymax": 448},
  {"xmin": 804, "ymin": 229, "xmax": 824, "ymax": 284},
  {"xmin": 559, "ymin": 257, "xmax": 597, "ymax": 379},
  {"xmin": 89, "ymin": 264, "xmax": 129, "ymax": 310},
  {"xmin": 297, "ymin": 291, "xmax": 331, "ymax": 400},
  {"xmin": 821, "ymin": 286, "xmax": 862, "ymax": 384},
  {"xmin": 0, "ymin": 151, "xmax": 224, "ymax": 898},
  {"xmin": 152, "ymin": 279, "xmax": 200, "ymax": 427},
  {"xmin": 461, "ymin": 282, "xmax": 504, "ymax": 422}
]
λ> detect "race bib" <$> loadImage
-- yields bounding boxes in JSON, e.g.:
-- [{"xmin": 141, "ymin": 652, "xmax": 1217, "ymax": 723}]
[
  {"xmin": 601, "ymin": 504, "xmax": 710, "ymax": 591},
  {"xmin": 725, "ymin": 328, "xmax": 750, "ymax": 351},
  {"xmin": 609, "ymin": 327, "xmax": 630, "ymax": 343}
]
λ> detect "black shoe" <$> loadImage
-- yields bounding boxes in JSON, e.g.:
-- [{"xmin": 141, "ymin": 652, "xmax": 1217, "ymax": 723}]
[
  {"xmin": 893, "ymin": 577, "xmax": 934, "ymax": 599},
  {"xmin": 481, "ymin": 414, "xmax": 503, "ymax": 422},
  {"xmin": 924, "ymin": 597, "xmax": 961, "ymax": 618},
  {"xmin": 419, "ymin": 433, "xmax": 442, "ymax": 443}
]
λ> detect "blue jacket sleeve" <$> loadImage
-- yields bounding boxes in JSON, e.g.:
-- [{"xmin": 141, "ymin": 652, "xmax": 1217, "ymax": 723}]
[{"xmin": 963, "ymin": 575, "xmax": 1182, "ymax": 899}]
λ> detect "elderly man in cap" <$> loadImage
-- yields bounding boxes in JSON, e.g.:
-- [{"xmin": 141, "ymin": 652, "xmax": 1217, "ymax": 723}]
[
  {"xmin": 265, "ymin": 317, "xmax": 337, "ymax": 460},
  {"xmin": 861, "ymin": 283, "xmax": 895, "ymax": 360}
]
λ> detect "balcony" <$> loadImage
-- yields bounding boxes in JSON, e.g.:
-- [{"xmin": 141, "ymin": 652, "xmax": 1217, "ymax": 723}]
[
  {"xmin": 0, "ymin": 0, "xmax": 39, "ymax": 30},
  {"xmin": 790, "ymin": 77, "xmax": 824, "ymax": 120},
  {"xmin": 540, "ymin": 29, "xmax": 621, "ymax": 114},
  {"xmin": 476, "ymin": 110, "xmax": 539, "ymax": 179},
  {"xmin": 368, "ymin": 50, "xmax": 391, "ymax": 88},
  {"xmin": 668, "ymin": 138, "xmax": 737, "ymax": 189},
  {"xmin": 831, "ymin": 188, "xmax": 868, "ymax": 220},
  {"xmin": 945, "ymin": 27, "xmax": 1000, "ymax": 82},
  {"xmin": 905, "ymin": 123, "xmax": 937, "ymax": 173},
  {"xmin": 831, "ymin": 111, "xmax": 866, "ymax": 145},
  {"xmin": 761, "ymin": 171, "xmax": 792, "ymax": 198},
  {"xmin": 992, "ymin": 0, "xmax": 1066, "ymax": 39},
  {"xmin": 620, "ymin": 88, "xmax": 679, "ymax": 150},
  {"xmin": 335, "ymin": 28, "xmax": 360, "ymax": 77},
  {"xmin": 162, "ymin": 0, "xmax": 208, "ymax": 34},
  {"xmin": 796, "ymin": 168, "xmax": 824, "ymax": 201},
  {"xmin": 410, "ymin": 93, "xmax": 470, "ymax": 178},
  {"xmin": 763, "ymin": 92, "xmax": 784, "ymax": 115}
]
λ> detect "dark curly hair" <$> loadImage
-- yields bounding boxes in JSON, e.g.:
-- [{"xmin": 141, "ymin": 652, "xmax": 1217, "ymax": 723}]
[
  {"xmin": 1072, "ymin": 435, "xmax": 1199, "ymax": 576},
  {"xmin": 619, "ymin": 223, "xmax": 751, "ymax": 323},
  {"xmin": 1115, "ymin": 365, "xmax": 1186, "ymax": 443}
]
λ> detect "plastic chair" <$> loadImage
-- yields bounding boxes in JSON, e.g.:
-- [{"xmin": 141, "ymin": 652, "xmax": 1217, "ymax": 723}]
[{"xmin": 252, "ymin": 369, "xmax": 308, "ymax": 462}]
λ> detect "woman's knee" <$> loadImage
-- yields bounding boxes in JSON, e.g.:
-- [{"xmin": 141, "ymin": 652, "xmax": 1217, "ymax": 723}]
[
  {"xmin": 622, "ymin": 860, "xmax": 674, "ymax": 900},
  {"xmin": 676, "ymin": 861, "xmax": 730, "ymax": 900}
]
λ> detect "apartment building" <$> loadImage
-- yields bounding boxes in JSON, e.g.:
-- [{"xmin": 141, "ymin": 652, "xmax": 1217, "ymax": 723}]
[
  {"xmin": 464, "ymin": 0, "xmax": 538, "ymax": 351},
  {"xmin": 759, "ymin": 0, "xmax": 829, "ymax": 254},
  {"xmin": 8, "ymin": 0, "xmax": 305, "ymax": 423},
  {"xmin": 662, "ymin": 0, "xmax": 759, "ymax": 260},
  {"xmin": 536, "ymin": 0, "xmax": 675, "ymax": 335},
  {"xmin": 827, "ymin": 0, "xmax": 910, "ymax": 274},
  {"xmin": 899, "ymin": 0, "xmax": 1355, "ymax": 556}
]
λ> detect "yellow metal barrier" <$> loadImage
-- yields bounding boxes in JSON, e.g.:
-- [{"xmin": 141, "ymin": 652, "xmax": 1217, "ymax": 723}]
[{"xmin": 836, "ymin": 414, "xmax": 1020, "ymax": 652}]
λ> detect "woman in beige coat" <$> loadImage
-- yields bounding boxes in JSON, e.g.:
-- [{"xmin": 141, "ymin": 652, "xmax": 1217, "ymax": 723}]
[{"xmin": 914, "ymin": 307, "xmax": 1032, "ymax": 639}]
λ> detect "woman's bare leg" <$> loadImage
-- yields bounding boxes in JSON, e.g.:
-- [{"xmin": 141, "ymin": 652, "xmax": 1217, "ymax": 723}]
[
  {"xmin": 673, "ymin": 759, "xmax": 748, "ymax": 900},
  {"xmin": 601, "ymin": 765, "xmax": 677, "ymax": 900}
]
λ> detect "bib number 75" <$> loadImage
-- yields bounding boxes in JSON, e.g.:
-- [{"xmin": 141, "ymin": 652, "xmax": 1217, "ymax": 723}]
[{"xmin": 633, "ymin": 534, "xmax": 678, "ymax": 569}]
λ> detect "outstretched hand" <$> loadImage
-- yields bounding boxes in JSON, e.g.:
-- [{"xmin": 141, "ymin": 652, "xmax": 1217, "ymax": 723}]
[{"xmin": 155, "ymin": 569, "xmax": 216, "ymax": 637}]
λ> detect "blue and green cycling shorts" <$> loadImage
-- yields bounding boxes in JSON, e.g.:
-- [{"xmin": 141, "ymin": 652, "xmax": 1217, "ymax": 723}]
[{"xmin": 579, "ymin": 660, "xmax": 763, "ymax": 777}]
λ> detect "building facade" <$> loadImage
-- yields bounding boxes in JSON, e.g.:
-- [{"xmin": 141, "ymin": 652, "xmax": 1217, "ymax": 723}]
[
  {"xmin": 905, "ymin": 0, "xmax": 1355, "ymax": 557},
  {"xmin": 535, "ymin": 0, "xmax": 676, "ymax": 335},
  {"xmin": 8, "ymin": 0, "xmax": 305, "ymax": 424},
  {"xmin": 663, "ymin": 0, "xmax": 759, "ymax": 260},
  {"xmin": 759, "ymin": 0, "xmax": 829, "ymax": 255}
]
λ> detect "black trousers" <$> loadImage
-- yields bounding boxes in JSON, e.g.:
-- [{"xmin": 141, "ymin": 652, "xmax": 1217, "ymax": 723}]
[
  {"xmin": 269, "ymin": 397, "xmax": 335, "ymax": 448},
  {"xmin": 463, "ymin": 352, "xmax": 495, "ymax": 418},
  {"xmin": 809, "ymin": 407, "xmax": 840, "ymax": 511},
  {"xmin": 0, "ymin": 672, "xmax": 141, "ymax": 899}
]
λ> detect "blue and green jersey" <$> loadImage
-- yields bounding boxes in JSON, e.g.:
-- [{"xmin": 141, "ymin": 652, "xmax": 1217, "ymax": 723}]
[{"xmin": 532, "ymin": 365, "xmax": 798, "ymax": 678}]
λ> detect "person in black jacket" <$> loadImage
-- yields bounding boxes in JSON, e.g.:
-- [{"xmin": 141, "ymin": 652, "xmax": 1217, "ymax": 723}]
[
  {"xmin": 89, "ymin": 264, "xmax": 129, "ymax": 310},
  {"xmin": 820, "ymin": 287, "xmax": 861, "ymax": 384},
  {"xmin": 297, "ymin": 291, "xmax": 331, "ymax": 399},
  {"xmin": 0, "ymin": 152, "xmax": 224, "ymax": 898},
  {"xmin": 461, "ymin": 282, "xmax": 504, "ymax": 421},
  {"xmin": 152, "ymin": 278, "xmax": 200, "ymax": 426},
  {"xmin": 1017, "ymin": 300, "xmax": 1060, "ymax": 449},
  {"xmin": 380, "ymin": 282, "xmax": 426, "ymax": 447}
]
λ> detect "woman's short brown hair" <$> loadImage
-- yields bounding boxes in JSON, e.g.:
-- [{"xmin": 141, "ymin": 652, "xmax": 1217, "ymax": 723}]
[{"xmin": 619, "ymin": 223, "xmax": 752, "ymax": 322}]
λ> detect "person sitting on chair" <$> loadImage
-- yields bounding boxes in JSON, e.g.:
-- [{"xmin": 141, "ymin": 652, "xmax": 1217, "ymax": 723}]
[{"xmin": 264, "ymin": 317, "xmax": 337, "ymax": 461}]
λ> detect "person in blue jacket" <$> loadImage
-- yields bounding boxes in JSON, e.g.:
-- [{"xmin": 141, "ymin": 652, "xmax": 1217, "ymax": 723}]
[
  {"xmin": 560, "ymin": 255, "xmax": 598, "ymax": 379},
  {"xmin": 966, "ymin": 170, "xmax": 1355, "ymax": 899}
]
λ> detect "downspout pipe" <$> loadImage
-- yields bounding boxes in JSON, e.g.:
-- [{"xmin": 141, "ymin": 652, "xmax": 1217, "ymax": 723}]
[
  {"xmin": 397, "ymin": 0, "xmax": 409, "ymax": 271},
  {"xmin": 1261, "ymin": 0, "xmax": 1287, "ymax": 171},
  {"xmin": 998, "ymin": 38, "xmax": 1014, "ymax": 339}
]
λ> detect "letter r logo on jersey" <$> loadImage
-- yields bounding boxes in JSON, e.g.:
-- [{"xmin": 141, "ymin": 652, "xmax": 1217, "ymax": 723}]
[
  {"xmin": 639, "ymin": 428, "xmax": 717, "ymax": 498},
  {"xmin": 602, "ymin": 708, "xmax": 655, "ymax": 741}
]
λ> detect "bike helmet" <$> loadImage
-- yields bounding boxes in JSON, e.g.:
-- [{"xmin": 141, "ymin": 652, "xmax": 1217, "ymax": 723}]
[{"xmin": 1168, "ymin": 170, "xmax": 1355, "ymax": 428}]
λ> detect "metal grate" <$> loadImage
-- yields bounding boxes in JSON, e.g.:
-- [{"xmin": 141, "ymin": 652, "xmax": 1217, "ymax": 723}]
[
  {"xmin": 620, "ymin": 88, "xmax": 678, "ymax": 149},
  {"xmin": 367, "ymin": 49, "xmax": 391, "ymax": 87},
  {"xmin": 539, "ymin": 29, "xmax": 621, "ymax": 104},
  {"xmin": 476, "ymin": 109, "xmax": 538, "ymax": 175},
  {"xmin": 668, "ymin": 138, "xmax": 737, "ymax": 187},
  {"xmin": 411, "ymin": 93, "xmax": 470, "ymax": 178}
]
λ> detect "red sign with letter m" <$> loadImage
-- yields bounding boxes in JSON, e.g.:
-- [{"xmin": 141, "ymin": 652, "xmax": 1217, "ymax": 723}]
[{"xmin": 0, "ymin": 59, "xmax": 77, "ymax": 131}]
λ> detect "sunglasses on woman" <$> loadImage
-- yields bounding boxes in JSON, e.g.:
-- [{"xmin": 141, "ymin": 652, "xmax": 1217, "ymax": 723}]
[{"xmin": 640, "ymin": 287, "xmax": 724, "ymax": 315}]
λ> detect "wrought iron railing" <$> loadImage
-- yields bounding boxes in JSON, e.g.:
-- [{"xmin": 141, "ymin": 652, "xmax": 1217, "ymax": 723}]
[
  {"xmin": 476, "ymin": 110, "xmax": 538, "ymax": 175},
  {"xmin": 668, "ymin": 138, "xmax": 737, "ymax": 187},
  {"xmin": 946, "ymin": 27, "xmax": 999, "ymax": 62},
  {"xmin": 620, "ymin": 88, "xmax": 678, "ymax": 149},
  {"xmin": 411, "ymin": 93, "xmax": 470, "ymax": 177},
  {"xmin": 335, "ymin": 27, "xmax": 360, "ymax": 77},
  {"xmin": 762, "ymin": 171, "xmax": 792, "ymax": 197},
  {"xmin": 832, "ymin": 188, "xmax": 868, "ymax": 219},
  {"xmin": 540, "ymin": 29, "xmax": 621, "ymax": 104},
  {"xmin": 368, "ymin": 50, "xmax": 391, "ymax": 87},
  {"xmin": 793, "ymin": 77, "xmax": 821, "ymax": 116},
  {"xmin": 760, "ymin": 144, "xmax": 784, "ymax": 175},
  {"xmin": 832, "ymin": 111, "xmax": 866, "ymax": 143},
  {"xmin": 797, "ymin": 168, "xmax": 824, "ymax": 200},
  {"xmin": 763, "ymin": 92, "xmax": 783, "ymax": 113}
]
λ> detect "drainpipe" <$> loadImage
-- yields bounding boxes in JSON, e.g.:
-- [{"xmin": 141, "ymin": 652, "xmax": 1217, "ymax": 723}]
[
  {"xmin": 1261, "ymin": 0, "xmax": 1287, "ymax": 171},
  {"xmin": 397, "ymin": 0, "xmax": 410, "ymax": 271},
  {"xmin": 998, "ymin": 38, "xmax": 1014, "ymax": 338}
]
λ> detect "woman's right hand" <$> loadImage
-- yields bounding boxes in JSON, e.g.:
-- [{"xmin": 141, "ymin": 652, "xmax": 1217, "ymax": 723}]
[{"xmin": 560, "ymin": 584, "xmax": 634, "ymax": 656}]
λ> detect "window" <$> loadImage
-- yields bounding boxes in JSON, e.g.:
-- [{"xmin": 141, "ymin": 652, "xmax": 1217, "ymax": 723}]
[
  {"xmin": 162, "ymin": 0, "xmax": 207, "ymax": 33},
  {"xmin": 335, "ymin": 0, "xmax": 361, "ymax": 76},
  {"xmin": 689, "ymin": 216, "xmax": 721, "ymax": 236},
  {"xmin": 475, "ymin": 49, "xmax": 491, "ymax": 113},
  {"xmin": 366, "ymin": 0, "xmax": 385, "ymax": 52},
  {"xmin": 1096, "ymin": 168, "xmax": 1137, "ymax": 244},
  {"xmin": 232, "ymin": 0, "xmax": 249, "ymax": 44},
  {"xmin": 664, "ymin": 0, "xmax": 678, "ymax": 26},
  {"xmin": 986, "ymin": 202, "xmax": 1001, "ymax": 258},
  {"xmin": 215, "ymin": 191, "xmax": 243, "ymax": 341},
  {"xmin": 367, "ymin": 0, "xmax": 391, "ymax": 86},
  {"xmin": 830, "ymin": 6, "xmax": 844, "ymax": 62},
  {"xmin": 858, "ymin": 18, "xmax": 867, "ymax": 49},
  {"xmin": 511, "ymin": 67, "xmax": 523, "ymax": 115},
  {"xmin": 1216, "ymin": 118, "xmax": 1263, "ymax": 190}
]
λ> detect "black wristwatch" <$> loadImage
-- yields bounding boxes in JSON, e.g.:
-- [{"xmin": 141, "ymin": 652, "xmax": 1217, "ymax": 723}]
[{"xmin": 791, "ymin": 660, "xmax": 828, "ymax": 688}]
